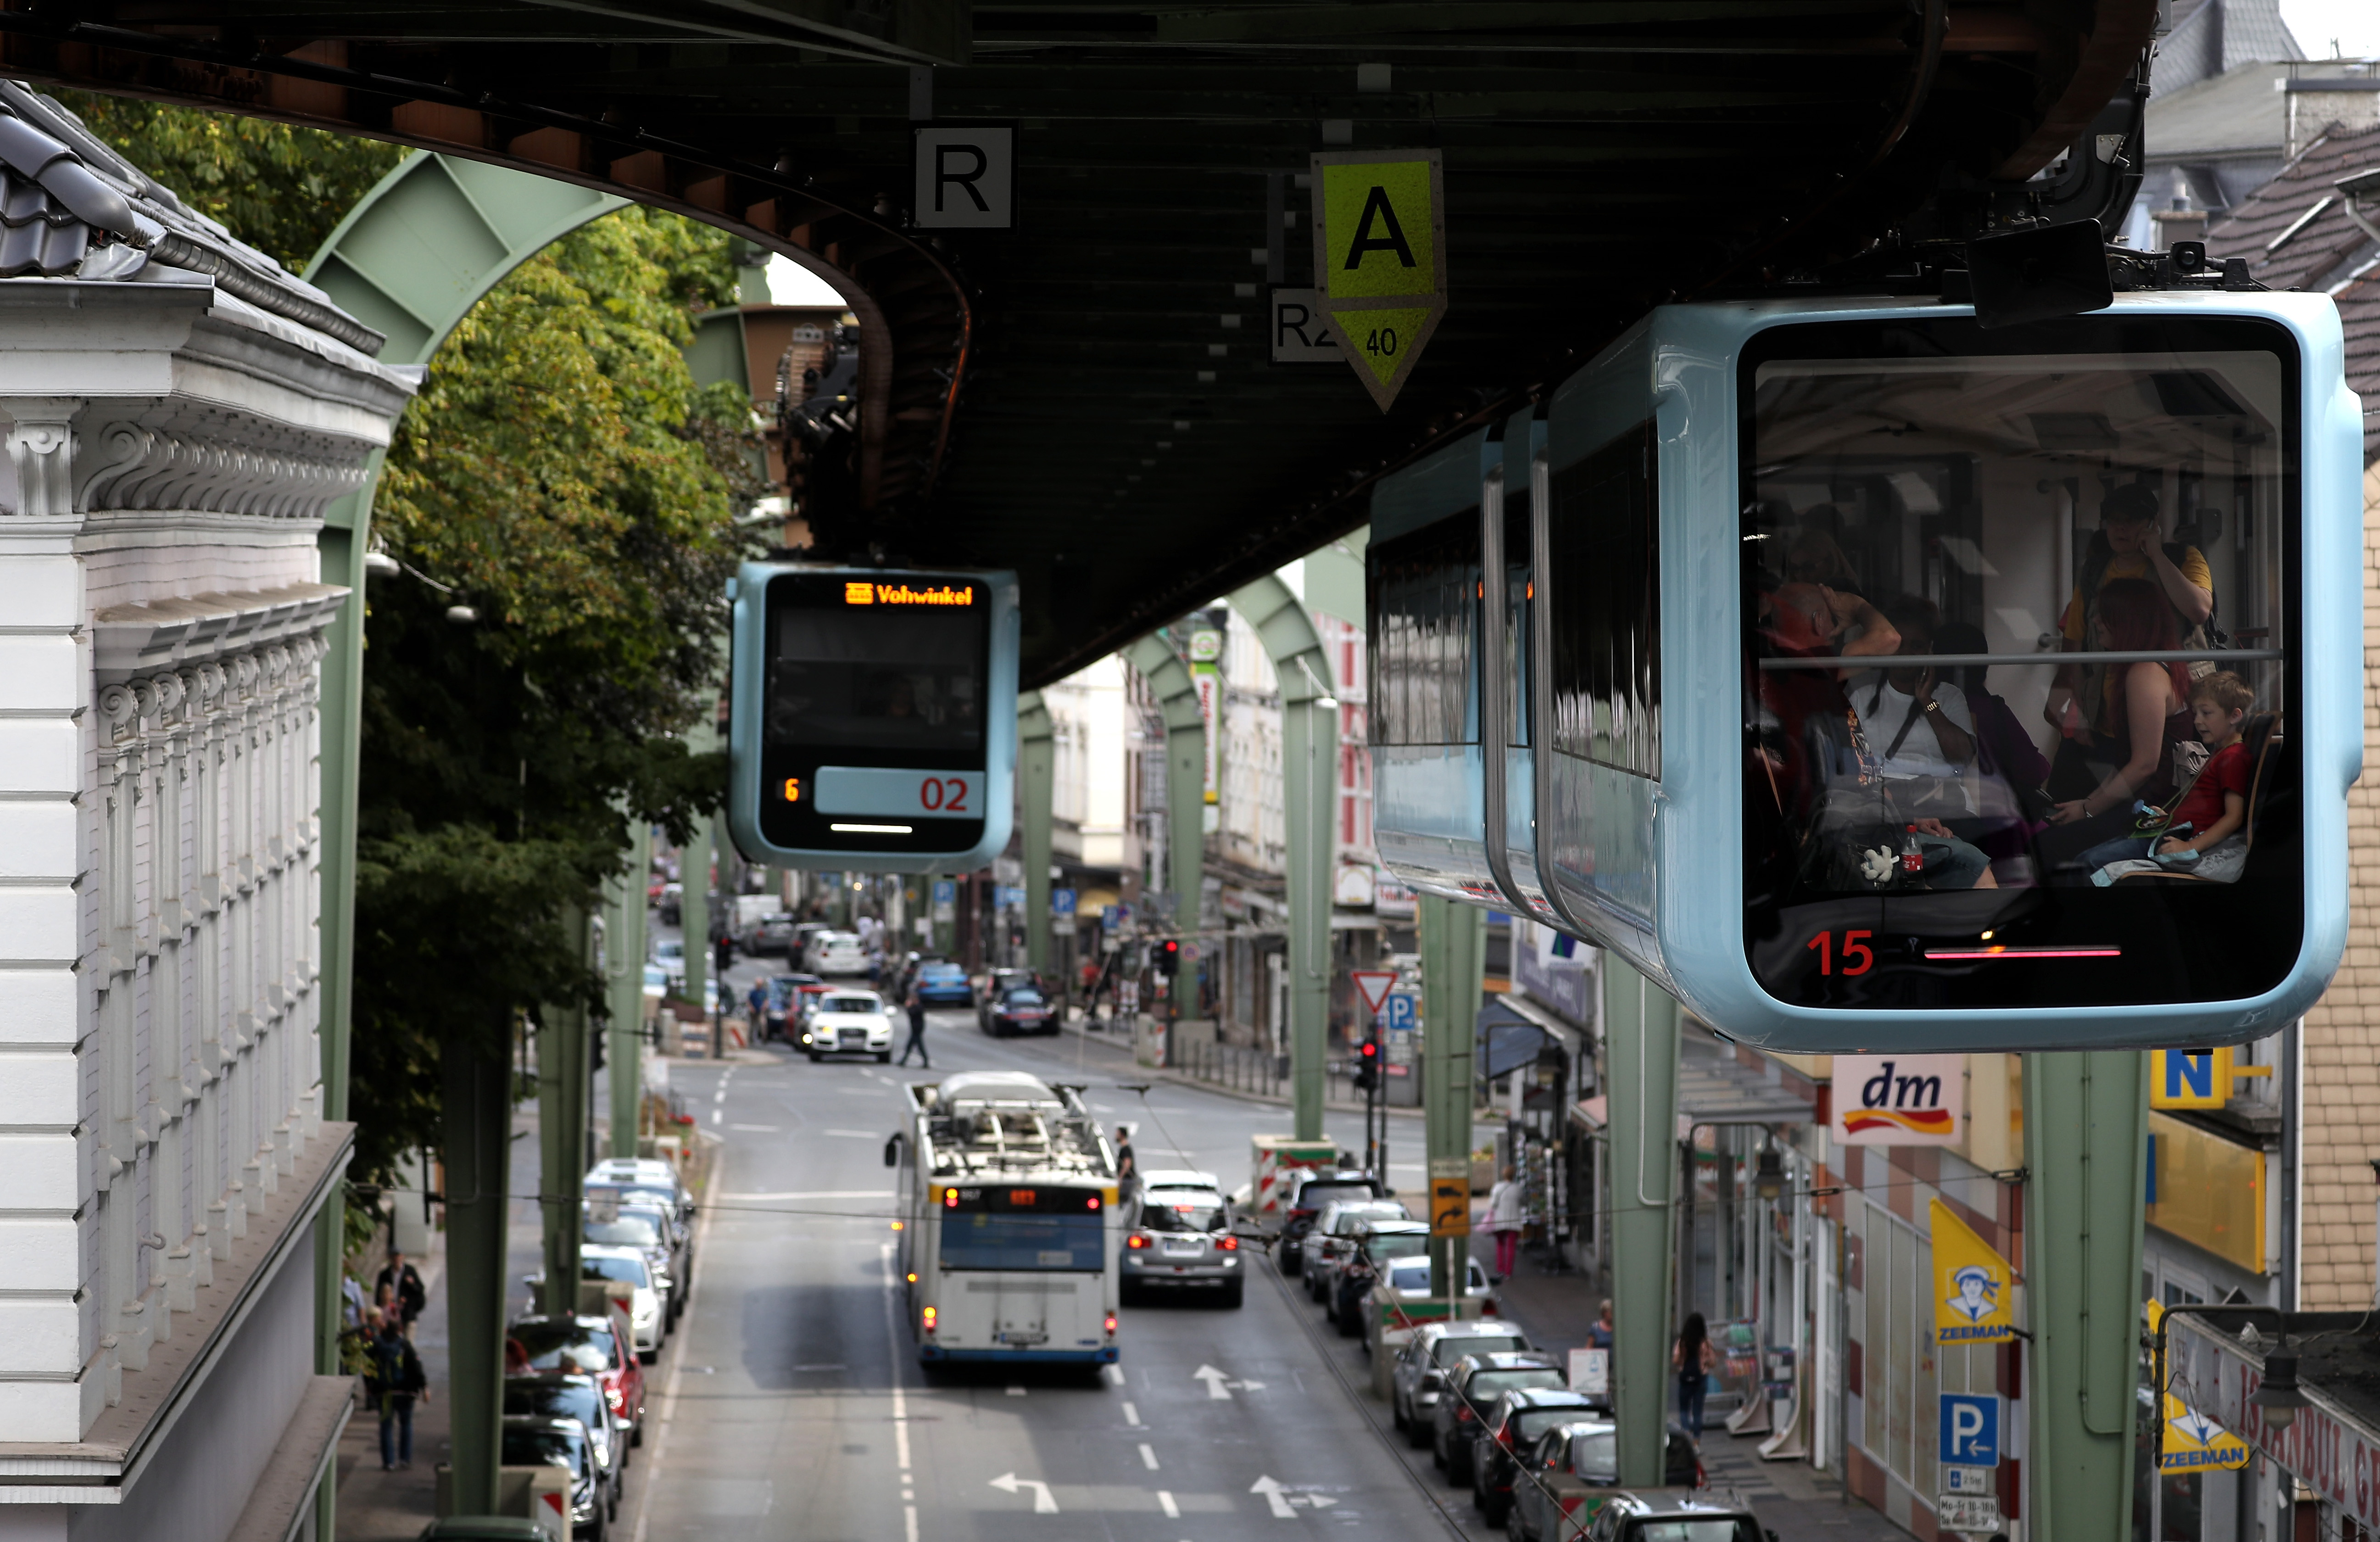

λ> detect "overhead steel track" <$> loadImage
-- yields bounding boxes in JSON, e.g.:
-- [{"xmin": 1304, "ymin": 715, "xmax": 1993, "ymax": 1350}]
[{"xmin": 0, "ymin": 0, "xmax": 2151, "ymax": 684}]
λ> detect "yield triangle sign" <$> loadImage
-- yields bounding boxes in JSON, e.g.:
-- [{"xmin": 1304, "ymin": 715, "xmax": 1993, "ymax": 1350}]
[{"xmin": 1351, "ymin": 970, "xmax": 1399, "ymax": 1016}]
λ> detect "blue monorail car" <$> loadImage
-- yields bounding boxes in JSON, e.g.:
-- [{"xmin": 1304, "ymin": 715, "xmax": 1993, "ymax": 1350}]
[{"xmin": 1370, "ymin": 292, "xmax": 2360, "ymax": 1051}]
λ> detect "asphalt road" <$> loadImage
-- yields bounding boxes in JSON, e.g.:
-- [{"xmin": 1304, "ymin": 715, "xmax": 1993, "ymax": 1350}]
[{"xmin": 613, "ymin": 996, "xmax": 1512, "ymax": 1542}]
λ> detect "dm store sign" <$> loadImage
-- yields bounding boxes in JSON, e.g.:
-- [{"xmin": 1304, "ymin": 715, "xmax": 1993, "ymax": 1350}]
[{"xmin": 1832, "ymin": 1055, "xmax": 1963, "ymax": 1147}]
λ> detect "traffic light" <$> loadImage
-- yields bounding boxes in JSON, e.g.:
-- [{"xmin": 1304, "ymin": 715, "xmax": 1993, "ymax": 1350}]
[
  {"xmin": 1156, "ymin": 938, "xmax": 1180, "ymax": 978},
  {"xmin": 1353, "ymin": 1034, "xmax": 1380, "ymax": 1092}
]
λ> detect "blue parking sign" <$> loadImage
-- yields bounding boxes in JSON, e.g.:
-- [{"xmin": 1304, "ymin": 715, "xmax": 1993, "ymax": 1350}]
[
  {"xmin": 1385, "ymin": 991, "xmax": 1419, "ymax": 1032},
  {"xmin": 1051, "ymin": 888, "xmax": 1077, "ymax": 918},
  {"xmin": 1939, "ymin": 1393, "xmax": 2001, "ymax": 1467}
]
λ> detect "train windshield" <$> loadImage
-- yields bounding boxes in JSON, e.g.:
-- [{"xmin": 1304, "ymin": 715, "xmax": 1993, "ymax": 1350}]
[{"xmin": 1740, "ymin": 315, "xmax": 2299, "ymax": 1010}]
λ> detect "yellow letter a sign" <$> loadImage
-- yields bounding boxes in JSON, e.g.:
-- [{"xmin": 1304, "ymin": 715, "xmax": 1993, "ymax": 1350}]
[
  {"xmin": 1310, "ymin": 150, "xmax": 1446, "ymax": 411},
  {"xmin": 1930, "ymin": 1199, "xmax": 2016, "ymax": 1343}
]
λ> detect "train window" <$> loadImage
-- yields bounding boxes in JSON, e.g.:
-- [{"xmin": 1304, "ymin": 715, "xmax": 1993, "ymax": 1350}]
[
  {"xmin": 1369, "ymin": 513, "xmax": 1480, "ymax": 748},
  {"xmin": 726, "ymin": 563, "xmax": 1019, "ymax": 871},
  {"xmin": 1739, "ymin": 314, "xmax": 2299, "ymax": 1010},
  {"xmin": 1548, "ymin": 421, "xmax": 1660, "ymax": 779}
]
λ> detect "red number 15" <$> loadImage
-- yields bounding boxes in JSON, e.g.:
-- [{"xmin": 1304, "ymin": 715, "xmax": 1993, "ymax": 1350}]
[{"xmin": 1806, "ymin": 930, "xmax": 1875, "ymax": 976}]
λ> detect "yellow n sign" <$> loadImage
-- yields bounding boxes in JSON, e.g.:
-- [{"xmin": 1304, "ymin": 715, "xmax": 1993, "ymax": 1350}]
[{"xmin": 1310, "ymin": 150, "xmax": 1446, "ymax": 410}]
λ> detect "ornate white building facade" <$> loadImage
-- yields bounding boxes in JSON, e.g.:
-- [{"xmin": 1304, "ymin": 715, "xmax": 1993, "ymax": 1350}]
[{"xmin": 0, "ymin": 84, "xmax": 413, "ymax": 1541}]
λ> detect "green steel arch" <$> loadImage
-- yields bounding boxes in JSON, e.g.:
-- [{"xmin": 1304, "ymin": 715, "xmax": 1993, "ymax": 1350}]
[
  {"xmin": 308, "ymin": 151, "xmax": 629, "ymax": 1142},
  {"xmin": 1223, "ymin": 575, "xmax": 1336, "ymax": 1141},
  {"xmin": 300, "ymin": 152, "xmax": 629, "ymax": 1527}
]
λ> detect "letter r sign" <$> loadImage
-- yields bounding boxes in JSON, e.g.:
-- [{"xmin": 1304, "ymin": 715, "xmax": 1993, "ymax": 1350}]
[{"xmin": 914, "ymin": 127, "xmax": 1014, "ymax": 229}]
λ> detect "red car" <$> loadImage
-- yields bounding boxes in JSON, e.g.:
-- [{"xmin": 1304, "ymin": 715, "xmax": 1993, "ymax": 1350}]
[{"xmin": 509, "ymin": 1311, "xmax": 648, "ymax": 1446}]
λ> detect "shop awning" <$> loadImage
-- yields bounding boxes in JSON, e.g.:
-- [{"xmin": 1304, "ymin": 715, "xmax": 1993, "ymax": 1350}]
[
  {"xmin": 1677, "ymin": 1033, "xmax": 1818, "ymax": 1127},
  {"xmin": 1476, "ymin": 1000, "xmax": 1551, "ymax": 1082}
]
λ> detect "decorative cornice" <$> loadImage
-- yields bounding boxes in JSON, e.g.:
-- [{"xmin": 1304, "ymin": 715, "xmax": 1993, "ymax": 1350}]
[{"xmin": 91, "ymin": 583, "xmax": 345, "ymax": 686}]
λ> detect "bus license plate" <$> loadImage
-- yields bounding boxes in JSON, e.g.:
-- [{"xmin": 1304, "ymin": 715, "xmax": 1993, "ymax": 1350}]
[{"xmin": 997, "ymin": 1330, "xmax": 1048, "ymax": 1346}]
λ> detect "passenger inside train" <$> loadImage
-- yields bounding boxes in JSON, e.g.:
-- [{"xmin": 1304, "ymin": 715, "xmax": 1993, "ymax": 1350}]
[{"xmin": 1736, "ymin": 312, "xmax": 2297, "ymax": 1007}]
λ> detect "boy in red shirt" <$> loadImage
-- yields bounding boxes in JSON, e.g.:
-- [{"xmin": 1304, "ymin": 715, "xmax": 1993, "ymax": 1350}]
[{"xmin": 2083, "ymin": 671, "xmax": 2255, "ymax": 884}]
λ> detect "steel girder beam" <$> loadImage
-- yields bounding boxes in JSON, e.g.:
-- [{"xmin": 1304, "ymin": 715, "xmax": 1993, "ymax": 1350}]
[
  {"xmin": 1604, "ymin": 955, "xmax": 1681, "ymax": 1489},
  {"xmin": 1225, "ymin": 575, "xmax": 1337, "ymax": 1141}
]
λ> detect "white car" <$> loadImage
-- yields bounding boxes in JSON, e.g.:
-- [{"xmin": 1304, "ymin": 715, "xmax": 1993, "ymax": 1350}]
[
  {"xmin": 581, "ymin": 1244, "xmax": 665, "ymax": 1359},
  {"xmin": 805, "ymin": 931, "xmax": 868, "ymax": 976},
  {"xmin": 801, "ymin": 989, "xmax": 894, "ymax": 1062}
]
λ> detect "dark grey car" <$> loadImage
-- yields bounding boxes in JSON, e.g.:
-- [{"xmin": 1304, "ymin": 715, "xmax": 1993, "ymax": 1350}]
[{"xmin": 1430, "ymin": 1351, "xmax": 1566, "ymax": 1483}]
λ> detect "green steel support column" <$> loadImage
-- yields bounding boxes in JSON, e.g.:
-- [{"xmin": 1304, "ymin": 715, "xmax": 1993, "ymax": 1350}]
[
  {"xmin": 1119, "ymin": 636, "xmax": 1207, "ymax": 937},
  {"xmin": 2023, "ymin": 1050, "xmax": 2149, "ymax": 1542},
  {"xmin": 1605, "ymin": 955, "xmax": 1680, "ymax": 1488},
  {"xmin": 1020, "ymin": 692, "xmax": 1054, "ymax": 975},
  {"xmin": 299, "ymin": 156, "xmax": 629, "ymax": 1540},
  {"xmin": 1228, "ymin": 576, "xmax": 1337, "ymax": 1142},
  {"xmin": 442, "ymin": 1034, "xmax": 513, "ymax": 1516},
  {"xmin": 1418, "ymin": 896, "xmax": 1483, "ymax": 1296},
  {"xmin": 609, "ymin": 822, "xmax": 651, "ymax": 1157},
  {"xmin": 540, "ymin": 911, "xmax": 592, "ymax": 1319},
  {"xmin": 681, "ymin": 814, "xmax": 711, "ymax": 1009}
]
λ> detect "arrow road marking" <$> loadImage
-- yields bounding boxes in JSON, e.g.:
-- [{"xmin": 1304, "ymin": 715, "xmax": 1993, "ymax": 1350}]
[
  {"xmin": 1250, "ymin": 1476, "xmax": 1338, "ymax": 1516},
  {"xmin": 1194, "ymin": 1364, "xmax": 1265, "ymax": 1399},
  {"xmin": 988, "ymin": 1474, "xmax": 1059, "ymax": 1514}
]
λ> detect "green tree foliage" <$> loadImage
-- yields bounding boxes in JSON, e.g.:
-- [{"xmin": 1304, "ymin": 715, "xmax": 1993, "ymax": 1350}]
[
  {"xmin": 48, "ymin": 91, "xmax": 404, "ymax": 270},
  {"xmin": 346, "ymin": 207, "xmax": 760, "ymax": 1180}
]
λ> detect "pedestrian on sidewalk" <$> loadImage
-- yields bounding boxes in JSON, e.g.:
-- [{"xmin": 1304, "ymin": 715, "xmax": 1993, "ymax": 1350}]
[
  {"xmin": 898, "ymin": 986, "xmax": 931, "ymax": 1067},
  {"xmin": 367, "ymin": 1313, "xmax": 429, "ymax": 1470},
  {"xmin": 1589, "ymin": 1298, "xmax": 1615, "ymax": 1350},
  {"xmin": 377, "ymin": 1248, "xmax": 426, "ymax": 1335},
  {"xmin": 1672, "ymin": 1311, "xmax": 1717, "ymax": 1438},
  {"xmin": 1483, "ymin": 1164, "xmax": 1526, "ymax": 1278}
]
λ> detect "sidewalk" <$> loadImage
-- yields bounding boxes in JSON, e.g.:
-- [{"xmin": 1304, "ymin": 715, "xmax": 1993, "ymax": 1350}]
[
  {"xmin": 1486, "ymin": 1246, "xmax": 1909, "ymax": 1541},
  {"xmin": 333, "ymin": 1244, "xmax": 451, "ymax": 1540}
]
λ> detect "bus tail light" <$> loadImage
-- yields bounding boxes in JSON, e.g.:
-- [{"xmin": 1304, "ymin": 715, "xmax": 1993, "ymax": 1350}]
[
  {"xmin": 922, "ymin": 1306, "xmax": 937, "ymax": 1335},
  {"xmin": 1104, "ymin": 1312, "xmax": 1117, "ymax": 1335}
]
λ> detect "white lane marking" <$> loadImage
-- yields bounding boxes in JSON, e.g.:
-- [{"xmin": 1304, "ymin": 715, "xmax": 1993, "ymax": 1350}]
[
  {"xmin": 728, "ymin": 1123, "xmax": 780, "ymax": 1132},
  {"xmin": 1193, "ymin": 1364, "xmax": 1234, "ymax": 1400},
  {"xmin": 988, "ymin": 1473, "xmax": 1059, "ymax": 1514},
  {"xmin": 713, "ymin": 1088, "xmax": 727, "ymax": 1103},
  {"xmin": 628, "ymin": 1127, "xmax": 725, "ymax": 1542},
  {"xmin": 711, "ymin": 1108, "xmax": 722, "ymax": 1125},
  {"xmin": 880, "ymin": 1242, "xmax": 912, "ymax": 1473},
  {"xmin": 1103, "ymin": 1363, "xmax": 1126, "ymax": 1387},
  {"xmin": 903, "ymin": 1507, "xmax": 918, "ymax": 1542},
  {"xmin": 722, "ymin": 1190, "xmax": 893, "ymax": 1201},
  {"xmin": 1121, "ymin": 1401, "xmax": 1140, "ymax": 1425},
  {"xmin": 1158, "ymin": 1491, "xmax": 1180, "ymax": 1518},
  {"xmin": 1139, "ymin": 1443, "xmax": 1159, "ymax": 1471},
  {"xmin": 1006, "ymin": 1385, "xmax": 1026, "ymax": 1397},
  {"xmin": 1251, "ymin": 1475, "xmax": 1297, "ymax": 1519},
  {"xmin": 821, "ymin": 1129, "xmax": 879, "ymax": 1138}
]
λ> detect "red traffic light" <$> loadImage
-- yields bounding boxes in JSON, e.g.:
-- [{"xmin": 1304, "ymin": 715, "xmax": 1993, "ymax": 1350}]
[{"xmin": 1359, "ymin": 1040, "xmax": 1378, "ymax": 1060}]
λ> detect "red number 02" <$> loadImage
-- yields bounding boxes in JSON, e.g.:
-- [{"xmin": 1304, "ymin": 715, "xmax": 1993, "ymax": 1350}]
[
  {"xmin": 1806, "ymin": 930, "xmax": 1875, "ymax": 976},
  {"xmin": 918, "ymin": 777, "xmax": 971, "ymax": 813}
]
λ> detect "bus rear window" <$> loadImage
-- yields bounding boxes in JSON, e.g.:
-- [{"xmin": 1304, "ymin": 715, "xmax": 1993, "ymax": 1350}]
[{"xmin": 941, "ymin": 1213, "xmax": 1105, "ymax": 1271}]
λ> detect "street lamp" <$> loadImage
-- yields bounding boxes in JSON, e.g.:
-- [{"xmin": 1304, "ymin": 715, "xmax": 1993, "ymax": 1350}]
[
  {"xmin": 2250, "ymin": 1350, "xmax": 2309, "ymax": 1431},
  {"xmin": 1753, "ymin": 1146, "xmax": 1787, "ymax": 1203}
]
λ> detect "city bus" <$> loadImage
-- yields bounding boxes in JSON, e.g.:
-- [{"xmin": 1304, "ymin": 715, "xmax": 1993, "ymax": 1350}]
[{"xmin": 887, "ymin": 1070, "xmax": 1120, "ymax": 1366}]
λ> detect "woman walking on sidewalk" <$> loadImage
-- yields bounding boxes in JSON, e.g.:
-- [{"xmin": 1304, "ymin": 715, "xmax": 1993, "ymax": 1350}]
[
  {"xmin": 366, "ymin": 1312, "xmax": 429, "ymax": 1470},
  {"xmin": 1483, "ymin": 1164, "xmax": 1526, "ymax": 1278},
  {"xmin": 1673, "ymin": 1311, "xmax": 1717, "ymax": 1438}
]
